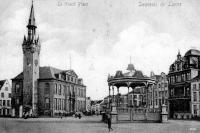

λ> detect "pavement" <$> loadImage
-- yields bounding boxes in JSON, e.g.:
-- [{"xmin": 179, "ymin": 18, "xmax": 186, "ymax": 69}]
[{"xmin": 0, "ymin": 116, "xmax": 200, "ymax": 133}]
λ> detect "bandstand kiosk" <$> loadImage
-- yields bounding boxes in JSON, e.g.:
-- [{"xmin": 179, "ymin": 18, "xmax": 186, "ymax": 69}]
[{"xmin": 107, "ymin": 63, "xmax": 167, "ymax": 123}]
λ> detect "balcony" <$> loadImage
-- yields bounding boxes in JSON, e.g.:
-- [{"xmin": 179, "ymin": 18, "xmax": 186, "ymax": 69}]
[{"xmin": 169, "ymin": 95, "xmax": 191, "ymax": 100}]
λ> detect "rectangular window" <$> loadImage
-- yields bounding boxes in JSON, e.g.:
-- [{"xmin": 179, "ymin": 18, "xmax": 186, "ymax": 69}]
[
  {"xmin": 164, "ymin": 83, "xmax": 168, "ymax": 87},
  {"xmin": 194, "ymin": 105, "xmax": 197, "ymax": 115},
  {"xmin": 45, "ymin": 83, "xmax": 50, "ymax": 94},
  {"xmin": 5, "ymin": 87, "xmax": 8, "ymax": 91},
  {"xmin": 54, "ymin": 99, "xmax": 56, "ymax": 109},
  {"xmin": 161, "ymin": 83, "xmax": 164, "ymax": 88},
  {"xmin": 16, "ymin": 99, "xmax": 19, "ymax": 104},
  {"xmin": 193, "ymin": 84, "xmax": 197, "ymax": 91},
  {"xmin": 187, "ymin": 73, "xmax": 190, "ymax": 80},
  {"xmin": 159, "ymin": 99, "xmax": 161, "ymax": 106},
  {"xmin": 162, "ymin": 99, "xmax": 165, "ymax": 105},
  {"xmin": 57, "ymin": 98, "xmax": 60, "ymax": 110},
  {"xmin": 1, "ymin": 93, "xmax": 4, "ymax": 98},
  {"xmin": 63, "ymin": 85, "xmax": 65, "ymax": 96},
  {"xmin": 59, "ymin": 99, "xmax": 61, "ymax": 110},
  {"xmin": 155, "ymin": 99, "xmax": 158, "ymax": 106},
  {"xmin": 199, "ymin": 83, "xmax": 200, "ymax": 90},
  {"xmin": 7, "ymin": 100, "xmax": 10, "ymax": 106},
  {"xmin": 158, "ymin": 84, "xmax": 161, "ymax": 88},
  {"xmin": 159, "ymin": 91, "xmax": 161, "ymax": 97},
  {"xmin": 3, "ymin": 100, "xmax": 6, "ymax": 106},
  {"xmin": 0, "ymin": 100, "xmax": 2, "ymax": 106},
  {"xmin": 183, "ymin": 74, "xmax": 186, "ymax": 81},
  {"xmin": 8, "ymin": 93, "xmax": 11, "ymax": 98},
  {"xmin": 199, "ymin": 92, "xmax": 200, "ymax": 102},
  {"xmin": 178, "ymin": 75, "xmax": 181, "ymax": 82},
  {"xmin": 171, "ymin": 76, "xmax": 174, "ymax": 83},
  {"xmin": 45, "ymin": 98, "xmax": 50, "ymax": 103},
  {"xmin": 181, "ymin": 74, "xmax": 184, "ymax": 81},
  {"xmin": 55, "ymin": 84, "xmax": 57, "ymax": 94},
  {"xmin": 45, "ymin": 98, "xmax": 50, "ymax": 109},
  {"xmin": 55, "ymin": 98, "xmax": 58, "ymax": 110},
  {"xmin": 175, "ymin": 75, "xmax": 178, "ymax": 82},
  {"xmin": 15, "ymin": 84, "xmax": 20, "ymax": 93},
  {"xmin": 194, "ymin": 92, "xmax": 197, "ymax": 102},
  {"xmin": 63, "ymin": 99, "xmax": 65, "ymax": 110},
  {"xmin": 56, "ymin": 98, "xmax": 58, "ymax": 110},
  {"xmin": 59, "ymin": 85, "xmax": 62, "ymax": 95},
  {"xmin": 165, "ymin": 91, "xmax": 168, "ymax": 97},
  {"xmin": 7, "ymin": 109, "xmax": 9, "ymax": 115}
]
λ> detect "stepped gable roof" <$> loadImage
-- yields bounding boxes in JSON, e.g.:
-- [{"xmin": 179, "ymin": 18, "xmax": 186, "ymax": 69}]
[{"xmin": 185, "ymin": 49, "xmax": 200, "ymax": 57}]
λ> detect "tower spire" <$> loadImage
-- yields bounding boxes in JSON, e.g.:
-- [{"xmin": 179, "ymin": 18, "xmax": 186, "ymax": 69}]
[
  {"xmin": 27, "ymin": 0, "xmax": 36, "ymax": 28},
  {"xmin": 177, "ymin": 49, "xmax": 181, "ymax": 60},
  {"xmin": 26, "ymin": 1, "xmax": 37, "ymax": 42}
]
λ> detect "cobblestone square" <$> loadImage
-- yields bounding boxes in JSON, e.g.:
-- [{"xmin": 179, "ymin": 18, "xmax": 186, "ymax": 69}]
[{"xmin": 0, "ymin": 116, "xmax": 200, "ymax": 133}]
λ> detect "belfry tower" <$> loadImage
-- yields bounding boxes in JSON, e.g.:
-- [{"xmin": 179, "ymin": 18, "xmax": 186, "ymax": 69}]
[{"xmin": 22, "ymin": 1, "xmax": 40, "ymax": 116}]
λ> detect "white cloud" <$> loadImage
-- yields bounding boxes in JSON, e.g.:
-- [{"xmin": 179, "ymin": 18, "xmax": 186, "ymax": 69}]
[{"xmin": 1, "ymin": 0, "xmax": 200, "ymax": 100}]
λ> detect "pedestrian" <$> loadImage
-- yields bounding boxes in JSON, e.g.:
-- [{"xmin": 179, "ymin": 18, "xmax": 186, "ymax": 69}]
[
  {"xmin": 107, "ymin": 113, "xmax": 113, "ymax": 132},
  {"xmin": 59, "ymin": 112, "xmax": 62, "ymax": 119}
]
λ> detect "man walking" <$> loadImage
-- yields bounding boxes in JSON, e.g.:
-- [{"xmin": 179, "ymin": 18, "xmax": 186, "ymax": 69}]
[{"xmin": 107, "ymin": 113, "xmax": 113, "ymax": 132}]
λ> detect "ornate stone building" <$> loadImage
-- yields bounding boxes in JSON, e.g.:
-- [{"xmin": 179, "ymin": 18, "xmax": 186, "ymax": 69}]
[
  {"xmin": 190, "ymin": 73, "xmax": 200, "ymax": 117},
  {"xmin": 149, "ymin": 72, "xmax": 168, "ymax": 109},
  {"xmin": 168, "ymin": 49, "xmax": 200, "ymax": 119},
  {"xmin": 11, "ymin": 3, "xmax": 86, "ymax": 117}
]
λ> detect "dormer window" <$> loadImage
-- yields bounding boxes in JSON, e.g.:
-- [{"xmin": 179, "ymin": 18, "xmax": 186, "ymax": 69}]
[{"xmin": 15, "ymin": 84, "xmax": 20, "ymax": 93}]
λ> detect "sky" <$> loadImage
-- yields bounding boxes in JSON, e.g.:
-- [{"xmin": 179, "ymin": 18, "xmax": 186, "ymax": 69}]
[{"xmin": 0, "ymin": 0, "xmax": 200, "ymax": 100}]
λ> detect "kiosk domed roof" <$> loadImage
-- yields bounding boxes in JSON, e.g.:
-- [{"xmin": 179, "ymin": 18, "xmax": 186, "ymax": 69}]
[
  {"xmin": 185, "ymin": 49, "xmax": 200, "ymax": 56},
  {"xmin": 127, "ymin": 63, "xmax": 135, "ymax": 71}
]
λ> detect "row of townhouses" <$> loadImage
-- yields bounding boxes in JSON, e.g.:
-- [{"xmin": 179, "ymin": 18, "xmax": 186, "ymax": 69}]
[{"xmin": 101, "ymin": 49, "xmax": 200, "ymax": 119}]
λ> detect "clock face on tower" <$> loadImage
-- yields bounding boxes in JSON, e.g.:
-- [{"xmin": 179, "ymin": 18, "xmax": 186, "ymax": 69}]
[{"xmin": 34, "ymin": 59, "xmax": 38, "ymax": 66}]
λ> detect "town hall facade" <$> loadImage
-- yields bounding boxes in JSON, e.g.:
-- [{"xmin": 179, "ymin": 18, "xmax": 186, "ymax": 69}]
[{"xmin": 11, "ymin": 2, "xmax": 86, "ymax": 117}]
